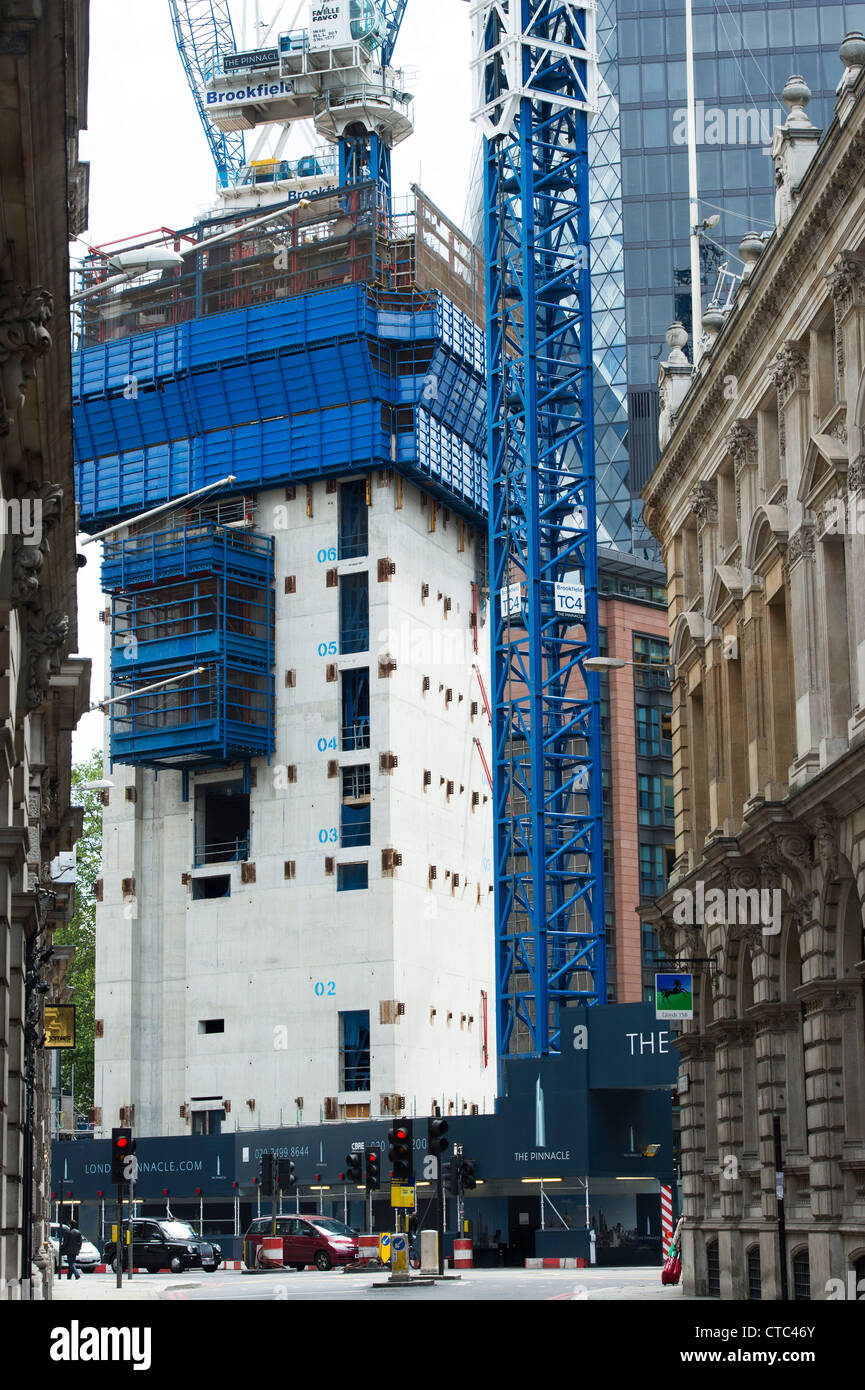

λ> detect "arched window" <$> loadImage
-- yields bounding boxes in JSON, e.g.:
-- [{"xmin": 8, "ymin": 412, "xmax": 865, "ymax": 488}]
[
  {"xmin": 747, "ymin": 1245, "xmax": 761, "ymax": 1300},
  {"xmin": 707, "ymin": 1240, "xmax": 720, "ymax": 1297},
  {"xmin": 793, "ymin": 1248, "xmax": 811, "ymax": 1301}
]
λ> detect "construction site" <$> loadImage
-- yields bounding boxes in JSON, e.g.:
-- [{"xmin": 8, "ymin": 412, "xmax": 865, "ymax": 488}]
[{"xmin": 63, "ymin": 0, "xmax": 676, "ymax": 1268}]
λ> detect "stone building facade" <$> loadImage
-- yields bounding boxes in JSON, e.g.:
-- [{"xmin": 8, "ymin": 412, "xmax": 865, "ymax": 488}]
[
  {"xmin": 643, "ymin": 35, "xmax": 865, "ymax": 1300},
  {"xmin": 0, "ymin": 1, "xmax": 90, "ymax": 1298}
]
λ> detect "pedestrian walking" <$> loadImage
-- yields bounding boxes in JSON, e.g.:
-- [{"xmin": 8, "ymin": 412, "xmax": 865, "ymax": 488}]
[
  {"xmin": 61, "ymin": 1218, "xmax": 83, "ymax": 1280},
  {"xmin": 662, "ymin": 1216, "xmax": 685, "ymax": 1286}
]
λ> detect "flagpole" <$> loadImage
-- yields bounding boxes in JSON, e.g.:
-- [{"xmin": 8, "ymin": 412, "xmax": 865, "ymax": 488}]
[{"xmin": 686, "ymin": 0, "xmax": 703, "ymax": 367}]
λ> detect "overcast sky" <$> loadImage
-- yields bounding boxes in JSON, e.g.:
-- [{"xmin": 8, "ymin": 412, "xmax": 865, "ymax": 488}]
[{"xmin": 72, "ymin": 0, "xmax": 477, "ymax": 761}]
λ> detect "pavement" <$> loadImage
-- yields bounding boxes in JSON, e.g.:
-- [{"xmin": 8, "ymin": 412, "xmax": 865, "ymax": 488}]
[{"xmin": 50, "ymin": 1265, "xmax": 695, "ymax": 1302}]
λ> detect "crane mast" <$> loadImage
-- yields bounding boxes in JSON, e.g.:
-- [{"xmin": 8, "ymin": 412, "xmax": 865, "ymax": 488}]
[
  {"xmin": 472, "ymin": 0, "xmax": 606, "ymax": 1063},
  {"xmin": 169, "ymin": 1, "xmax": 248, "ymax": 187}
]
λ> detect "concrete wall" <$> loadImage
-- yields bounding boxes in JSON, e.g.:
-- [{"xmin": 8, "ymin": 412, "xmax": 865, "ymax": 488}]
[{"xmin": 95, "ymin": 475, "xmax": 497, "ymax": 1136}]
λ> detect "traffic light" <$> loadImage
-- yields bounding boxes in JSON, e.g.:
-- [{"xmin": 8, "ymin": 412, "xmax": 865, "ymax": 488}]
[
  {"xmin": 260, "ymin": 1152, "xmax": 275, "ymax": 1197},
  {"xmin": 276, "ymin": 1157, "xmax": 296, "ymax": 1191},
  {"xmin": 428, "ymin": 1116, "xmax": 449, "ymax": 1157},
  {"xmin": 365, "ymin": 1148, "xmax": 380, "ymax": 1191},
  {"xmin": 346, "ymin": 1147, "xmax": 364, "ymax": 1184},
  {"xmin": 110, "ymin": 1127, "xmax": 136, "ymax": 1185},
  {"xmin": 443, "ymin": 1158, "xmax": 460, "ymax": 1198},
  {"xmin": 460, "ymin": 1159, "xmax": 477, "ymax": 1191},
  {"xmin": 388, "ymin": 1119, "xmax": 413, "ymax": 1181}
]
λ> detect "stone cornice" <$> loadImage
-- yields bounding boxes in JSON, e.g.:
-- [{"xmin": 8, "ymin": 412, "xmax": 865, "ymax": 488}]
[
  {"xmin": 745, "ymin": 1001, "xmax": 802, "ymax": 1030},
  {"xmin": 644, "ymin": 78, "xmax": 865, "ymax": 541}
]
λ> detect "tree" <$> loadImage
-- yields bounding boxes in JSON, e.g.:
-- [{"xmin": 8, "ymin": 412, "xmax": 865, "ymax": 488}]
[{"xmin": 52, "ymin": 748, "xmax": 103, "ymax": 1117}]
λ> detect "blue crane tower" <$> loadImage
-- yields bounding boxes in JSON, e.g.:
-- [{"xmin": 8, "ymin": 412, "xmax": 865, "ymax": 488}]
[
  {"xmin": 168, "ymin": 1, "xmax": 247, "ymax": 187},
  {"xmin": 472, "ymin": 0, "xmax": 606, "ymax": 1063}
]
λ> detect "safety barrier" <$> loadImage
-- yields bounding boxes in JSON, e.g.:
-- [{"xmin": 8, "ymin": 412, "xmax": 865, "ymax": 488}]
[{"xmin": 453, "ymin": 1240, "xmax": 473, "ymax": 1270}]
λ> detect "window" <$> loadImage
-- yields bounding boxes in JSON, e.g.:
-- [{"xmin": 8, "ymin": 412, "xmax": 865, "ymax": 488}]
[
  {"xmin": 633, "ymin": 634, "xmax": 670, "ymax": 690},
  {"xmin": 636, "ymin": 706, "xmax": 661, "ymax": 757},
  {"xmin": 194, "ymin": 778, "xmax": 250, "ymax": 867},
  {"xmin": 341, "ymin": 668, "xmax": 370, "ymax": 751},
  {"xmin": 340, "ymin": 572, "xmax": 369, "ymax": 654},
  {"xmin": 793, "ymin": 1249, "xmax": 811, "ymax": 1302},
  {"xmin": 339, "ymin": 1010, "xmax": 370, "ymax": 1091},
  {"xmin": 339, "ymin": 480, "xmax": 368, "ymax": 559},
  {"xmin": 198, "ymin": 1019, "xmax": 225, "ymax": 1034},
  {"xmin": 341, "ymin": 766, "xmax": 371, "ymax": 848},
  {"xmin": 192, "ymin": 875, "xmax": 231, "ymax": 900},
  {"xmin": 337, "ymin": 863, "xmax": 368, "ymax": 892},
  {"xmin": 638, "ymin": 775, "xmax": 674, "ymax": 827},
  {"xmin": 706, "ymin": 1240, "xmax": 720, "ymax": 1298},
  {"xmin": 747, "ymin": 1246, "xmax": 761, "ymax": 1301},
  {"xmin": 639, "ymin": 844, "xmax": 669, "ymax": 901},
  {"xmin": 191, "ymin": 1108, "xmax": 224, "ymax": 1135}
]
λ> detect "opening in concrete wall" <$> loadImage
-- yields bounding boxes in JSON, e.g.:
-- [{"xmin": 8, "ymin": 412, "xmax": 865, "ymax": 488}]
[{"xmin": 195, "ymin": 777, "xmax": 251, "ymax": 867}]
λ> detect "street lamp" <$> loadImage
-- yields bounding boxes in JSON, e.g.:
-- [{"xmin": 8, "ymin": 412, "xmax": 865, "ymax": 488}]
[{"xmin": 584, "ymin": 657, "xmax": 671, "ymax": 675}]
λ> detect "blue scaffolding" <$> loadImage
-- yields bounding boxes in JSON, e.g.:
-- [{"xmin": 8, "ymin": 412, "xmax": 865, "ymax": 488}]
[
  {"xmin": 477, "ymin": 1, "xmax": 606, "ymax": 1061},
  {"xmin": 73, "ymin": 183, "xmax": 487, "ymax": 773},
  {"xmin": 102, "ymin": 523, "xmax": 275, "ymax": 770}
]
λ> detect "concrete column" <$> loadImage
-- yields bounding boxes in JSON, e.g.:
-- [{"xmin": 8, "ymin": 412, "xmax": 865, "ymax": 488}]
[
  {"xmin": 740, "ymin": 588, "xmax": 771, "ymax": 801},
  {"xmin": 796, "ymin": 980, "xmax": 859, "ymax": 1222},
  {"xmin": 676, "ymin": 1032, "xmax": 709, "ymax": 1297}
]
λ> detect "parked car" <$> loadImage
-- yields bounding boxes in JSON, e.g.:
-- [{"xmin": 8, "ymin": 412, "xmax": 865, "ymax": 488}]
[
  {"xmin": 243, "ymin": 1215, "xmax": 359, "ymax": 1271},
  {"xmin": 49, "ymin": 1224, "xmax": 100, "ymax": 1274},
  {"xmin": 102, "ymin": 1218, "xmax": 222, "ymax": 1274}
]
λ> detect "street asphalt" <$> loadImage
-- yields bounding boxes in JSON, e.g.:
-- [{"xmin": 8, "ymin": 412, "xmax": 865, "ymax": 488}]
[{"xmin": 51, "ymin": 1265, "xmax": 694, "ymax": 1302}]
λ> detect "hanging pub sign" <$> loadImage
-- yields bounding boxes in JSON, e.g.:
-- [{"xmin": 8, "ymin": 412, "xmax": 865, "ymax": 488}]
[
  {"xmin": 44, "ymin": 1005, "xmax": 76, "ymax": 1049},
  {"xmin": 654, "ymin": 975, "xmax": 693, "ymax": 1022}
]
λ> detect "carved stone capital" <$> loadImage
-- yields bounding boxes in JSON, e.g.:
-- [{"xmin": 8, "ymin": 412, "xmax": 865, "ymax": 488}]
[
  {"xmin": 0, "ymin": 284, "xmax": 53, "ymax": 434},
  {"xmin": 787, "ymin": 524, "xmax": 816, "ymax": 567},
  {"xmin": 825, "ymin": 250, "xmax": 865, "ymax": 321},
  {"xmin": 689, "ymin": 480, "xmax": 718, "ymax": 529},
  {"xmin": 771, "ymin": 341, "xmax": 810, "ymax": 408},
  {"xmin": 10, "ymin": 475, "xmax": 65, "ymax": 609},
  {"xmin": 24, "ymin": 610, "xmax": 70, "ymax": 710},
  {"xmin": 726, "ymin": 419, "xmax": 758, "ymax": 476},
  {"xmin": 848, "ymin": 454, "xmax": 865, "ymax": 494},
  {"xmin": 811, "ymin": 806, "xmax": 840, "ymax": 884}
]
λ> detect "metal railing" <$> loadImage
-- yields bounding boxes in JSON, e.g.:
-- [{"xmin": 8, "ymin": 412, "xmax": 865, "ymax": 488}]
[
  {"xmin": 341, "ymin": 720, "xmax": 370, "ymax": 752},
  {"xmin": 194, "ymin": 835, "xmax": 250, "ymax": 869}
]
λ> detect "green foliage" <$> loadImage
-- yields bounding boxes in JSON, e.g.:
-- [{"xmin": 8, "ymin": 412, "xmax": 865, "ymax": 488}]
[{"xmin": 52, "ymin": 748, "xmax": 103, "ymax": 1116}]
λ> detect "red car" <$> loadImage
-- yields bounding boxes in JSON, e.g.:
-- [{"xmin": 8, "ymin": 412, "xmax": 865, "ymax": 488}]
[{"xmin": 243, "ymin": 1216, "xmax": 359, "ymax": 1271}]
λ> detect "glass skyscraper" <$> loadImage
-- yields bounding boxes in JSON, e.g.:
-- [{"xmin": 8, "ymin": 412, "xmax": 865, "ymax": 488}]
[{"xmin": 469, "ymin": 2, "xmax": 855, "ymax": 556}]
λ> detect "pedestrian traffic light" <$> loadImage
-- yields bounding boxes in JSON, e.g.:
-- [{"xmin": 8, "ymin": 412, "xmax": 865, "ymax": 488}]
[
  {"xmin": 460, "ymin": 1159, "xmax": 477, "ymax": 1191},
  {"xmin": 277, "ymin": 1158, "xmax": 296, "ymax": 1191},
  {"xmin": 346, "ymin": 1147, "xmax": 364, "ymax": 1184},
  {"xmin": 365, "ymin": 1148, "xmax": 380, "ymax": 1191},
  {"xmin": 110, "ymin": 1127, "xmax": 136, "ymax": 1185},
  {"xmin": 428, "ymin": 1116, "xmax": 449, "ymax": 1157},
  {"xmin": 260, "ymin": 1151, "xmax": 275, "ymax": 1197},
  {"xmin": 388, "ymin": 1120, "xmax": 413, "ymax": 1181},
  {"xmin": 443, "ymin": 1158, "xmax": 460, "ymax": 1198}
]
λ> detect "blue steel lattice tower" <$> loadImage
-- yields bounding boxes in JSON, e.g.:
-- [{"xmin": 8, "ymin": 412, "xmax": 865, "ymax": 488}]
[{"xmin": 472, "ymin": 0, "xmax": 606, "ymax": 1063}]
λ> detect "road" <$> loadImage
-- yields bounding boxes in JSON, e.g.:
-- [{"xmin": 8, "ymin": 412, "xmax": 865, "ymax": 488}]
[{"xmin": 53, "ymin": 1266, "xmax": 692, "ymax": 1302}]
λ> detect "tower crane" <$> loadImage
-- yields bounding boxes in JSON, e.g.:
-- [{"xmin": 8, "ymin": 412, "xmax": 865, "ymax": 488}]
[
  {"xmin": 169, "ymin": 1, "xmax": 248, "ymax": 188},
  {"xmin": 169, "ymin": 0, "xmax": 412, "ymax": 210},
  {"xmin": 471, "ymin": 1, "xmax": 606, "ymax": 1064}
]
